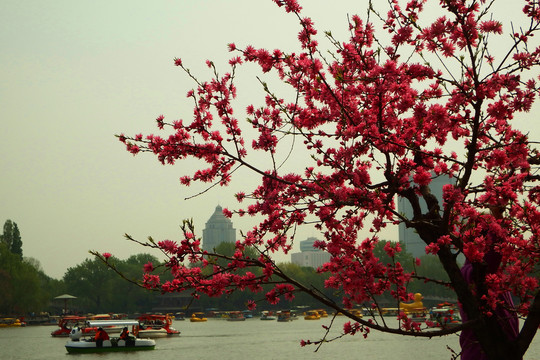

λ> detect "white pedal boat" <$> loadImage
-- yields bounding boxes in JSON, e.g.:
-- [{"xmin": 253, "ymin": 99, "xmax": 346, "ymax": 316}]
[{"xmin": 65, "ymin": 320, "xmax": 155, "ymax": 353}]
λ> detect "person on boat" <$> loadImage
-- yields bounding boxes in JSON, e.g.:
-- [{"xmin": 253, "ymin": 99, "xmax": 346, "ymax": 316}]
[
  {"xmin": 458, "ymin": 205, "xmax": 519, "ymax": 360},
  {"xmin": 119, "ymin": 326, "xmax": 135, "ymax": 346},
  {"xmin": 119, "ymin": 327, "xmax": 129, "ymax": 340},
  {"xmin": 94, "ymin": 327, "xmax": 109, "ymax": 347}
]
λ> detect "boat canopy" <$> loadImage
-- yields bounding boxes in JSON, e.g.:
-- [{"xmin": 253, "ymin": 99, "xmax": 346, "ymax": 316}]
[
  {"xmin": 138, "ymin": 314, "xmax": 169, "ymax": 320},
  {"xmin": 86, "ymin": 320, "xmax": 139, "ymax": 328}
]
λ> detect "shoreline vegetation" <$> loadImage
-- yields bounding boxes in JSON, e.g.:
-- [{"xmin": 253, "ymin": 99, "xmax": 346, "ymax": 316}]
[{"xmin": 1, "ymin": 240, "xmax": 456, "ymax": 320}]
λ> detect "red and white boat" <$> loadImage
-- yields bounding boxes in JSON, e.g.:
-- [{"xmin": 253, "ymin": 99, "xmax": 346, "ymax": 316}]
[
  {"xmin": 65, "ymin": 320, "xmax": 155, "ymax": 353},
  {"xmin": 136, "ymin": 314, "xmax": 180, "ymax": 338},
  {"xmin": 51, "ymin": 316, "xmax": 87, "ymax": 337}
]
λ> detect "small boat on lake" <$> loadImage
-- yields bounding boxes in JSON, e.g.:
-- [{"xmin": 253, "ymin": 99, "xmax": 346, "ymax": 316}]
[
  {"xmin": 51, "ymin": 316, "xmax": 87, "ymax": 337},
  {"xmin": 0, "ymin": 318, "xmax": 25, "ymax": 327},
  {"xmin": 379, "ymin": 307, "xmax": 400, "ymax": 316},
  {"xmin": 190, "ymin": 312, "xmax": 208, "ymax": 322},
  {"xmin": 65, "ymin": 320, "xmax": 155, "ymax": 353},
  {"xmin": 399, "ymin": 293, "xmax": 424, "ymax": 313},
  {"xmin": 137, "ymin": 314, "xmax": 180, "ymax": 337},
  {"xmin": 408, "ymin": 309, "xmax": 428, "ymax": 322},
  {"xmin": 226, "ymin": 311, "xmax": 246, "ymax": 321},
  {"xmin": 400, "ymin": 293, "xmax": 427, "ymax": 322},
  {"xmin": 304, "ymin": 310, "xmax": 321, "ymax": 320},
  {"xmin": 427, "ymin": 304, "xmax": 461, "ymax": 329},
  {"xmin": 260, "ymin": 311, "xmax": 277, "ymax": 320},
  {"xmin": 277, "ymin": 310, "xmax": 293, "ymax": 322}
]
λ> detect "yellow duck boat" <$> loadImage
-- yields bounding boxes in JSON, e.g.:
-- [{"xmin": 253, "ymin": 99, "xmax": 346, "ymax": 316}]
[{"xmin": 399, "ymin": 293, "xmax": 426, "ymax": 315}]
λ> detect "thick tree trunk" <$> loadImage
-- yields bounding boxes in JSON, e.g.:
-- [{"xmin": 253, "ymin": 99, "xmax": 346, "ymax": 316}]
[
  {"xmin": 517, "ymin": 292, "xmax": 540, "ymax": 358},
  {"xmin": 437, "ymin": 247, "xmax": 523, "ymax": 360}
]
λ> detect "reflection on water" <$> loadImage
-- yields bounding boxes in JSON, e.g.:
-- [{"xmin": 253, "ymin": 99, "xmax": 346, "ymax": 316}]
[{"xmin": 1, "ymin": 317, "xmax": 539, "ymax": 360}]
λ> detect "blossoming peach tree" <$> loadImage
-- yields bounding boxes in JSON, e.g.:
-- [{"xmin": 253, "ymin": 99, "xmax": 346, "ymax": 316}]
[{"xmin": 97, "ymin": 1, "xmax": 540, "ymax": 359}]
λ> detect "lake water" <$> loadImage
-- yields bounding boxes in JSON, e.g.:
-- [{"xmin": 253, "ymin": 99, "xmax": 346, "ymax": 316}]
[{"xmin": 2, "ymin": 317, "xmax": 539, "ymax": 359}]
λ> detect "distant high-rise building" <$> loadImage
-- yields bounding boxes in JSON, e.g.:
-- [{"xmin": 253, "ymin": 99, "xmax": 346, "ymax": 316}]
[
  {"xmin": 299, "ymin": 237, "xmax": 318, "ymax": 252},
  {"xmin": 398, "ymin": 175, "xmax": 453, "ymax": 258},
  {"xmin": 291, "ymin": 236, "xmax": 330, "ymax": 268},
  {"xmin": 202, "ymin": 205, "xmax": 236, "ymax": 252}
]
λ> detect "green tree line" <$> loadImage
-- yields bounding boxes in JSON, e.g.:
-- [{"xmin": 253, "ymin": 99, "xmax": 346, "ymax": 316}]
[
  {"xmin": 0, "ymin": 219, "xmax": 61, "ymax": 315},
  {"xmin": 181, "ymin": 241, "xmax": 456, "ymax": 312},
  {"xmin": 1, "ymin": 219, "xmax": 454, "ymax": 316}
]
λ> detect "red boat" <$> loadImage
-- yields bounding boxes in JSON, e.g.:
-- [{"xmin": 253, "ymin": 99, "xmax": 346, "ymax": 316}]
[
  {"xmin": 136, "ymin": 314, "xmax": 180, "ymax": 338},
  {"xmin": 51, "ymin": 316, "xmax": 87, "ymax": 337}
]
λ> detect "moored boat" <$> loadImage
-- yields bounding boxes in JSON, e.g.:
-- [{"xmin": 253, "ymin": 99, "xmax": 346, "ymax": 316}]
[{"xmin": 65, "ymin": 320, "xmax": 155, "ymax": 353}]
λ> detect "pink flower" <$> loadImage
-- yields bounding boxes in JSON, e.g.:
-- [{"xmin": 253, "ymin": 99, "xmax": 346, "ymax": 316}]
[
  {"xmin": 235, "ymin": 192, "xmax": 246, "ymax": 202},
  {"xmin": 479, "ymin": 20, "xmax": 503, "ymax": 34},
  {"xmin": 413, "ymin": 167, "xmax": 431, "ymax": 186},
  {"xmin": 425, "ymin": 243, "xmax": 440, "ymax": 255},
  {"xmin": 156, "ymin": 115, "xmax": 165, "ymax": 129},
  {"xmin": 436, "ymin": 235, "xmax": 452, "ymax": 246},
  {"xmin": 126, "ymin": 143, "xmax": 140, "ymax": 155},
  {"xmin": 343, "ymin": 321, "xmax": 360, "ymax": 335},
  {"xmin": 265, "ymin": 289, "xmax": 280, "ymax": 304},
  {"xmin": 384, "ymin": 241, "xmax": 401, "ymax": 257},
  {"xmin": 246, "ymin": 300, "xmax": 256, "ymax": 310},
  {"xmin": 143, "ymin": 262, "xmax": 154, "ymax": 273},
  {"xmin": 229, "ymin": 56, "xmax": 243, "ymax": 66},
  {"xmin": 273, "ymin": 0, "xmax": 302, "ymax": 13},
  {"xmin": 158, "ymin": 240, "xmax": 178, "ymax": 254},
  {"xmin": 102, "ymin": 252, "xmax": 111, "ymax": 260},
  {"xmin": 222, "ymin": 208, "xmax": 233, "ymax": 218},
  {"xmin": 180, "ymin": 176, "xmax": 191, "ymax": 185}
]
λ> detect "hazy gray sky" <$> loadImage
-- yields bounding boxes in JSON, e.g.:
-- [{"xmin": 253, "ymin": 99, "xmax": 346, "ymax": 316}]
[
  {"xmin": 0, "ymin": 0, "xmax": 376, "ymax": 279},
  {"xmin": 1, "ymin": 1, "xmax": 537, "ymax": 279}
]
